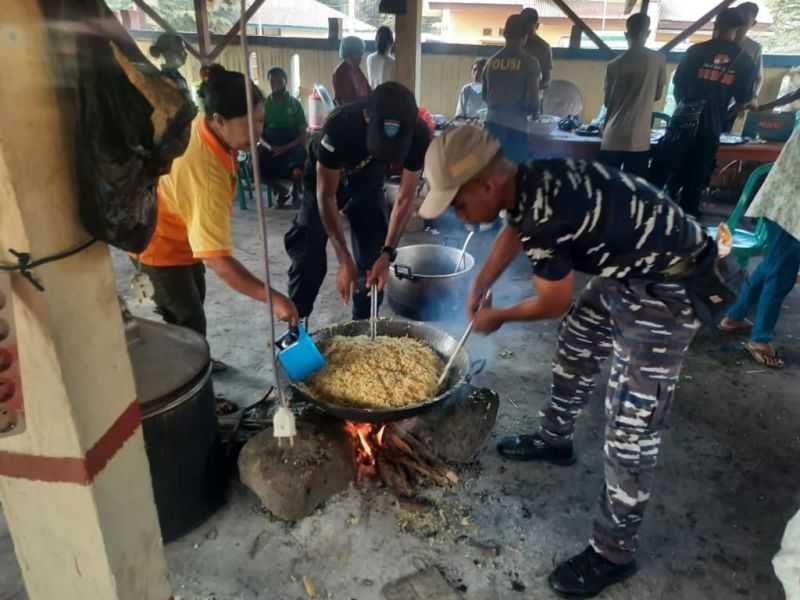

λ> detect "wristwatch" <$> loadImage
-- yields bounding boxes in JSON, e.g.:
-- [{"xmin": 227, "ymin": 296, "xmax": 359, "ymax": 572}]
[{"xmin": 381, "ymin": 245, "xmax": 398, "ymax": 262}]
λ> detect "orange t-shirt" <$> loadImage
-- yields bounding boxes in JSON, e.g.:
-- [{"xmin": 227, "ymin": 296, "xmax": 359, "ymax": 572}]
[{"xmin": 136, "ymin": 117, "xmax": 237, "ymax": 266}]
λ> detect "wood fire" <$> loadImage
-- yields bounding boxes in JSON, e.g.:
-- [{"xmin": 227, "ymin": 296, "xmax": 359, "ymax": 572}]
[{"xmin": 343, "ymin": 421, "xmax": 458, "ymax": 497}]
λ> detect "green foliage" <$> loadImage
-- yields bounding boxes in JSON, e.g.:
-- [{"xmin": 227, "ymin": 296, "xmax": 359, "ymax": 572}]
[{"xmin": 756, "ymin": 0, "xmax": 800, "ymax": 53}]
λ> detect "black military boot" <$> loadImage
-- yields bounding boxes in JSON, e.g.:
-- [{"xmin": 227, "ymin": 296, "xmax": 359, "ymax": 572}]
[
  {"xmin": 548, "ymin": 546, "xmax": 637, "ymax": 598},
  {"xmin": 496, "ymin": 433, "xmax": 576, "ymax": 465}
]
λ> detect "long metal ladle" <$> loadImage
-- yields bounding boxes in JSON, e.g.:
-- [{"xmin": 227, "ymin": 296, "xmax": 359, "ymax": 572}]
[
  {"xmin": 453, "ymin": 230, "xmax": 474, "ymax": 274},
  {"xmin": 436, "ymin": 289, "xmax": 491, "ymax": 390}
]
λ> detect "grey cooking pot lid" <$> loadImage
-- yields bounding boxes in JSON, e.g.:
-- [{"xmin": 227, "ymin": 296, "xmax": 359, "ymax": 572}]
[{"xmin": 125, "ymin": 317, "xmax": 210, "ymax": 406}]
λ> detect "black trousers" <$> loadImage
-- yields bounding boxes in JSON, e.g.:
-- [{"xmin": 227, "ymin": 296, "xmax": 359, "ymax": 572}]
[
  {"xmin": 139, "ymin": 262, "xmax": 207, "ymax": 336},
  {"xmin": 598, "ymin": 150, "xmax": 650, "ymax": 180},
  {"xmin": 285, "ymin": 161, "xmax": 388, "ymax": 320},
  {"xmin": 666, "ymin": 134, "xmax": 719, "ymax": 218},
  {"xmin": 258, "ymin": 126, "xmax": 307, "ymax": 181}
]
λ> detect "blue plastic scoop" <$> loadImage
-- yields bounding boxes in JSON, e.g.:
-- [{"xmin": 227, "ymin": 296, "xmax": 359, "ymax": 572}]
[{"xmin": 275, "ymin": 324, "xmax": 327, "ymax": 383}]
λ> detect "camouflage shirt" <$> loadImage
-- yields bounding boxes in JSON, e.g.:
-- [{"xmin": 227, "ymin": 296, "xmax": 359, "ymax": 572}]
[{"xmin": 506, "ymin": 160, "xmax": 708, "ymax": 281}]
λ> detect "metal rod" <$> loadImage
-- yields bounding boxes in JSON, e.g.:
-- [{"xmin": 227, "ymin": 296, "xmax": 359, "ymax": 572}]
[
  {"xmin": 437, "ymin": 290, "xmax": 491, "ymax": 389},
  {"xmin": 240, "ymin": 0, "xmax": 287, "ymax": 407},
  {"xmin": 454, "ymin": 231, "xmax": 473, "ymax": 274},
  {"xmin": 370, "ymin": 284, "xmax": 378, "ymax": 341}
]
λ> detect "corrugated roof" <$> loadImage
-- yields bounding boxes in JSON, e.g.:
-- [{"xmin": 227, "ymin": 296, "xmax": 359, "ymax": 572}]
[{"xmin": 251, "ymin": 0, "xmax": 375, "ymax": 31}]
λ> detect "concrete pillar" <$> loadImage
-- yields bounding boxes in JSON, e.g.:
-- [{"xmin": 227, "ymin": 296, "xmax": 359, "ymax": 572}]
[
  {"xmin": 394, "ymin": 0, "xmax": 423, "ymax": 99},
  {"xmin": 0, "ymin": 3, "xmax": 172, "ymax": 599}
]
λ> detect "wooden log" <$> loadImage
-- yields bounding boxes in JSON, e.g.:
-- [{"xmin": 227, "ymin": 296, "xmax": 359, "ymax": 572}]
[
  {"xmin": 387, "ymin": 427, "xmax": 459, "ymax": 484},
  {"xmin": 376, "ymin": 455, "xmax": 413, "ymax": 497}
]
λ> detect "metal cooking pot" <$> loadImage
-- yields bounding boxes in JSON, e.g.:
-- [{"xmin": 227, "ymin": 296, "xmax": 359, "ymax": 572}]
[
  {"xmin": 387, "ymin": 244, "xmax": 475, "ymax": 321},
  {"xmin": 291, "ymin": 318, "xmax": 485, "ymax": 423},
  {"xmin": 126, "ymin": 317, "xmax": 225, "ymax": 542}
]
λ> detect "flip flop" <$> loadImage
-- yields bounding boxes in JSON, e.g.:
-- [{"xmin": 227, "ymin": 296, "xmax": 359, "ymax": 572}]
[
  {"xmin": 744, "ymin": 341, "xmax": 784, "ymax": 369},
  {"xmin": 719, "ymin": 318, "xmax": 753, "ymax": 333}
]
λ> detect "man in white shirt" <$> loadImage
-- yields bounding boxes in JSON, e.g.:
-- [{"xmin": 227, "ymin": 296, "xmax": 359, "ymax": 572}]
[
  {"xmin": 455, "ymin": 58, "xmax": 488, "ymax": 119},
  {"xmin": 366, "ymin": 26, "xmax": 396, "ymax": 88},
  {"xmin": 600, "ymin": 13, "xmax": 666, "ymax": 178},
  {"xmin": 737, "ymin": 2, "xmax": 764, "ymax": 95}
]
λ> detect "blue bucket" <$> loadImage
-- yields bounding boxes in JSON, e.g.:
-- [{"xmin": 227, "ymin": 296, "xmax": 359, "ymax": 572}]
[{"xmin": 276, "ymin": 324, "xmax": 327, "ymax": 383}]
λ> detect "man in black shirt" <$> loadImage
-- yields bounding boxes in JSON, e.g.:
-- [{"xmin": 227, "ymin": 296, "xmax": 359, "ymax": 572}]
[
  {"xmin": 285, "ymin": 82, "xmax": 430, "ymax": 320},
  {"xmin": 651, "ymin": 8, "xmax": 757, "ymax": 217},
  {"xmin": 420, "ymin": 124, "xmax": 711, "ymax": 598}
]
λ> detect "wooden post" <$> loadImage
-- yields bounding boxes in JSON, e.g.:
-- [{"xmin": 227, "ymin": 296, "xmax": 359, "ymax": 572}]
[
  {"xmin": 0, "ymin": 3, "xmax": 172, "ymax": 599},
  {"xmin": 394, "ymin": 0, "xmax": 423, "ymax": 98},
  {"xmin": 568, "ymin": 24, "xmax": 582, "ymax": 49},
  {"xmin": 660, "ymin": 0, "xmax": 734, "ymax": 53},
  {"xmin": 328, "ymin": 17, "xmax": 343, "ymax": 44},
  {"xmin": 194, "ymin": 0, "xmax": 212, "ymax": 63}
]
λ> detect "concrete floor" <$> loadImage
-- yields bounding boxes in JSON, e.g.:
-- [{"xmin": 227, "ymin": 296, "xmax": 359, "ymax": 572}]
[{"xmin": 1, "ymin": 202, "xmax": 799, "ymax": 600}]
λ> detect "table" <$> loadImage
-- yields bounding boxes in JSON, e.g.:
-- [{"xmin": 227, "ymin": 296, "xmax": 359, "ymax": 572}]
[
  {"xmin": 528, "ymin": 130, "xmax": 784, "ymax": 164},
  {"xmin": 717, "ymin": 141, "xmax": 784, "ymax": 163}
]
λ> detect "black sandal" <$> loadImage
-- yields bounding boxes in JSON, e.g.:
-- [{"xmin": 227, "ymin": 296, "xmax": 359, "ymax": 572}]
[
  {"xmin": 496, "ymin": 434, "xmax": 576, "ymax": 465},
  {"xmin": 215, "ymin": 395, "xmax": 239, "ymax": 417}
]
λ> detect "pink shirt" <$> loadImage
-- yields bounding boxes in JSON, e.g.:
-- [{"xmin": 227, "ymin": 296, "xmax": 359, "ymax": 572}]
[{"xmin": 332, "ymin": 61, "xmax": 371, "ymax": 105}]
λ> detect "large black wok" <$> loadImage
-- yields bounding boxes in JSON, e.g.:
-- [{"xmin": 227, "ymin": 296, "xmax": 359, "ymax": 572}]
[{"xmin": 290, "ymin": 319, "xmax": 484, "ymax": 423}]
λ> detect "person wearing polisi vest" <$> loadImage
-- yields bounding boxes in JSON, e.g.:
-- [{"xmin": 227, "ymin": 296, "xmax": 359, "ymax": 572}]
[
  {"xmin": 482, "ymin": 14, "xmax": 540, "ymax": 164},
  {"xmin": 418, "ymin": 124, "xmax": 729, "ymax": 598},
  {"xmin": 284, "ymin": 82, "xmax": 430, "ymax": 321}
]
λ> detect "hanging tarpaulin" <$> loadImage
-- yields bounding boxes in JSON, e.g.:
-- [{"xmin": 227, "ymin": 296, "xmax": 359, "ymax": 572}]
[{"xmin": 62, "ymin": 0, "xmax": 198, "ymax": 252}]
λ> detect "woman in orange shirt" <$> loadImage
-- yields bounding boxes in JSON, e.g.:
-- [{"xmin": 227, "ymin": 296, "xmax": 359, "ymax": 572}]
[{"xmin": 136, "ymin": 65, "xmax": 298, "ymax": 351}]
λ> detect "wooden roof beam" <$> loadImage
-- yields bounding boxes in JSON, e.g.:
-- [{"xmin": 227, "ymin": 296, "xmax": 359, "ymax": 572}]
[
  {"xmin": 208, "ymin": 0, "xmax": 270, "ymax": 63},
  {"xmin": 660, "ymin": 0, "xmax": 735, "ymax": 53},
  {"xmin": 550, "ymin": 0, "xmax": 613, "ymax": 56},
  {"xmin": 130, "ymin": 0, "xmax": 203, "ymax": 61}
]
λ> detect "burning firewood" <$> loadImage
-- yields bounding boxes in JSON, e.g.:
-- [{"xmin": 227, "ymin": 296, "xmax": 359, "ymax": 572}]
[
  {"xmin": 376, "ymin": 456, "xmax": 414, "ymax": 498},
  {"xmin": 345, "ymin": 420, "xmax": 458, "ymax": 497}
]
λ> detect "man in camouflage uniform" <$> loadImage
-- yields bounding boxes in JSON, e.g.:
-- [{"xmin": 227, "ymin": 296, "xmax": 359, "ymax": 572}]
[{"xmin": 418, "ymin": 124, "xmax": 708, "ymax": 598}]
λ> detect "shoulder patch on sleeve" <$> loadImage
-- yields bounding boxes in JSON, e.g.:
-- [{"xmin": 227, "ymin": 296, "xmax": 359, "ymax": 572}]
[{"xmin": 320, "ymin": 135, "xmax": 335, "ymax": 153}]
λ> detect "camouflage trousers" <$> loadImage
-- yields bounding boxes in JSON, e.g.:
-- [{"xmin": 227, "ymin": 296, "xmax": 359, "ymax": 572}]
[{"xmin": 539, "ymin": 276, "xmax": 700, "ymax": 565}]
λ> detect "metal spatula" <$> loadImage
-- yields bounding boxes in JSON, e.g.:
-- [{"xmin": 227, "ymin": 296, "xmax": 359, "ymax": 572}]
[
  {"xmin": 437, "ymin": 290, "xmax": 491, "ymax": 390},
  {"xmin": 370, "ymin": 283, "xmax": 378, "ymax": 340}
]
